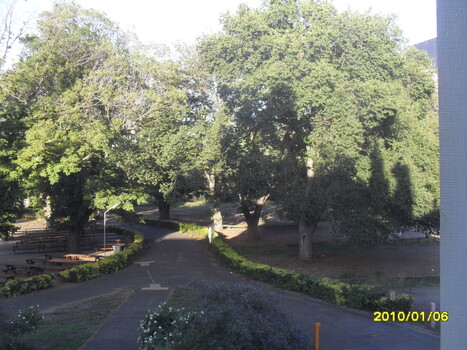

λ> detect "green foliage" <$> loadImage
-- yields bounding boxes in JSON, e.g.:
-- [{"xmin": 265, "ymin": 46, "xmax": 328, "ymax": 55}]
[
  {"xmin": 0, "ymin": 274, "xmax": 53, "ymax": 299},
  {"xmin": 59, "ymin": 226, "xmax": 145, "ymax": 282},
  {"xmin": 141, "ymin": 218, "xmax": 208, "ymax": 238},
  {"xmin": 198, "ymin": 0, "xmax": 439, "ymax": 247},
  {"xmin": 5, "ymin": 2, "xmax": 148, "ymax": 245},
  {"xmin": 138, "ymin": 302, "xmax": 201, "ymax": 350},
  {"xmin": 143, "ymin": 217, "xmax": 412, "ymax": 312},
  {"xmin": 138, "ymin": 283, "xmax": 306, "ymax": 350},
  {"xmin": 211, "ymin": 237, "xmax": 413, "ymax": 312},
  {"xmin": 0, "ymin": 305, "xmax": 44, "ymax": 350},
  {"xmin": 0, "ymin": 76, "xmax": 24, "ymax": 240}
]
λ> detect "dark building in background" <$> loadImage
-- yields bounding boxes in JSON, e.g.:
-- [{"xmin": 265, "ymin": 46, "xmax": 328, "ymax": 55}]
[{"xmin": 414, "ymin": 38, "xmax": 438, "ymax": 68}]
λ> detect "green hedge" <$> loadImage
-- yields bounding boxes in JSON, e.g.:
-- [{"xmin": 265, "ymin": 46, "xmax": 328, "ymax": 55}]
[
  {"xmin": 211, "ymin": 238, "xmax": 413, "ymax": 312},
  {"xmin": 1, "ymin": 274, "xmax": 54, "ymax": 298},
  {"xmin": 141, "ymin": 218, "xmax": 209, "ymax": 238},
  {"xmin": 135, "ymin": 218, "xmax": 413, "ymax": 312},
  {"xmin": 59, "ymin": 226, "xmax": 146, "ymax": 283}
]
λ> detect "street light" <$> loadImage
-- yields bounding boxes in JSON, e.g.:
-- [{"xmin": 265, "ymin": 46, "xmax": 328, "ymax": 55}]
[{"xmin": 103, "ymin": 202, "xmax": 120, "ymax": 256}]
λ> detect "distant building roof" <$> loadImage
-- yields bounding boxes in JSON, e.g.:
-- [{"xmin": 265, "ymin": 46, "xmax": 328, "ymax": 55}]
[{"xmin": 414, "ymin": 38, "xmax": 438, "ymax": 68}]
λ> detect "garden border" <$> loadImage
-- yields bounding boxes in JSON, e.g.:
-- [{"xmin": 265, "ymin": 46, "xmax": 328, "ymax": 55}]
[{"xmin": 142, "ymin": 218, "xmax": 413, "ymax": 312}]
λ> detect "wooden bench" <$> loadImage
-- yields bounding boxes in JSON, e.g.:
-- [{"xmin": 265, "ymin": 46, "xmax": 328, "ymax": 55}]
[
  {"xmin": 13, "ymin": 242, "xmax": 67, "ymax": 254},
  {"xmin": 25, "ymin": 266, "xmax": 45, "ymax": 276},
  {"xmin": 10, "ymin": 265, "xmax": 45, "ymax": 276},
  {"xmin": 2, "ymin": 265, "xmax": 17, "ymax": 274}
]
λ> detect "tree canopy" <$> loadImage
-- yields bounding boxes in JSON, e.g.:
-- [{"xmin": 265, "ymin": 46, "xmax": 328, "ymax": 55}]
[
  {"xmin": 0, "ymin": 0, "xmax": 439, "ymax": 258},
  {"xmin": 5, "ymin": 3, "xmax": 149, "ymax": 250},
  {"xmin": 197, "ymin": 0, "xmax": 439, "ymax": 257}
]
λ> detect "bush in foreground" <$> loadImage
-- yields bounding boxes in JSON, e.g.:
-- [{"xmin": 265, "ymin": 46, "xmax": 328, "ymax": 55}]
[
  {"xmin": 0, "ymin": 305, "xmax": 44, "ymax": 349},
  {"xmin": 138, "ymin": 283, "xmax": 306, "ymax": 350}
]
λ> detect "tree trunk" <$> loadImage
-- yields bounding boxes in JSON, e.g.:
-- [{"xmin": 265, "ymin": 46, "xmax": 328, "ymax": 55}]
[
  {"xmin": 158, "ymin": 201, "xmax": 171, "ymax": 220},
  {"xmin": 205, "ymin": 170, "xmax": 223, "ymax": 231},
  {"xmin": 298, "ymin": 146, "xmax": 317, "ymax": 260},
  {"xmin": 298, "ymin": 219, "xmax": 318, "ymax": 260},
  {"xmin": 154, "ymin": 189, "xmax": 171, "ymax": 220},
  {"xmin": 67, "ymin": 172, "xmax": 92, "ymax": 253},
  {"xmin": 246, "ymin": 215, "xmax": 261, "ymax": 240},
  {"xmin": 68, "ymin": 225, "xmax": 83, "ymax": 253},
  {"xmin": 68, "ymin": 205, "xmax": 93, "ymax": 253},
  {"xmin": 239, "ymin": 195, "xmax": 269, "ymax": 240}
]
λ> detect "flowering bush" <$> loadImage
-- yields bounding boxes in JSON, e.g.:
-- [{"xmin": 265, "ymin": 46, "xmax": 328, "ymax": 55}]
[
  {"xmin": 138, "ymin": 283, "xmax": 306, "ymax": 350},
  {"xmin": 138, "ymin": 303, "xmax": 200, "ymax": 350},
  {"xmin": 0, "ymin": 305, "xmax": 44, "ymax": 349}
]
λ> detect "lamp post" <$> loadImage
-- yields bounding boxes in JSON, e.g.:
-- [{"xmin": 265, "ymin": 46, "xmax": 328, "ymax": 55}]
[{"xmin": 103, "ymin": 202, "xmax": 119, "ymax": 256}]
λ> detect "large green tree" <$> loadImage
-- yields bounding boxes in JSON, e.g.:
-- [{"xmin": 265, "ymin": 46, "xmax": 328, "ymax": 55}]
[
  {"xmin": 0, "ymin": 0, "xmax": 30, "ymax": 239},
  {"xmin": 124, "ymin": 54, "xmax": 204, "ymax": 220},
  {"xmin": 178, "ymin": 46, "xmax": 234, "ymax": 230},
  {"xmin": 8, "ymin": 2, "xmax": 146, "ymax": 251},
  {"xmin": 198, "ymin": 0, "xmax": 439, "ymax": 257}
]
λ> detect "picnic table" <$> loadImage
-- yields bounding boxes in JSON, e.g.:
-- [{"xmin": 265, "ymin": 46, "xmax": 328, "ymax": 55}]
[
  {"xmin": 2, "ymin": 264, "xmax": 17, "ymax": 274},
  {"xmin": 25, "ymin": 266, "xmax": 45, "ymax": 276},
  {"xmin": 47, "ymin": 259, "xmax": 86, "ymax": 266},
  {"xmin": 64, "ymin": 254, "xmax": 102, "ymax": 261}
]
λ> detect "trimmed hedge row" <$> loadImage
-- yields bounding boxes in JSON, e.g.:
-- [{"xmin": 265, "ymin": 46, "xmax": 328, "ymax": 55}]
[
  {"xmin": 134, "ymin": 218, "xmax": 413, "ymax": 312},
  {"xmin": 1, "ymin": 274, "xmax": 54, "ymax": 298},
  {"xmin": 211, "ymin": 238, "xmax": 413, "ymax": 312},
  {"xmin": 141, "ymin": 218, "xmax": 209, "ymax": 238},
  {"xmin": 59, "ymin": 226, "xmax": 146, "ymax": 283}
]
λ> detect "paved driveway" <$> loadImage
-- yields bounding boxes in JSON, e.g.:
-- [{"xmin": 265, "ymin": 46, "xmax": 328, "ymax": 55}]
[{"xmin": 3, "ymin": 224, "xmax": 440, "ymax": 349}]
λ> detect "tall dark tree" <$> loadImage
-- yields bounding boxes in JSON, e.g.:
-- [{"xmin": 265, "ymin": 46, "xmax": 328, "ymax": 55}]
[{"xmin": 198, "ymin": 0, "xmax": 439, "ymax": 257}]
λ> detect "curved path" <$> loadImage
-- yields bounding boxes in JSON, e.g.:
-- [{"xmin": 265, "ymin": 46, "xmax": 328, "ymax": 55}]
[{"xmin": 3, "ymin": 224, "xmax": 440, "ymax": 350}]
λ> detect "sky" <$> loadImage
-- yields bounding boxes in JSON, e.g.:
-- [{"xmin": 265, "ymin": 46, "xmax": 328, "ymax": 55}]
[{"xmin": 10, "ymin": 0, "xmax": 437, "ymax": 48}]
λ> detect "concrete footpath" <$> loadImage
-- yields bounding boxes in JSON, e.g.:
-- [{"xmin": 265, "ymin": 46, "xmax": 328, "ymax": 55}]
[{"xmin": 3, "ymin": 224, "xmax": 440, "ymax": 350}]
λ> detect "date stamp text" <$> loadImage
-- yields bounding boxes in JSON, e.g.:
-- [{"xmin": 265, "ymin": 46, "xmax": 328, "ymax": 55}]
[{"xmin": 374, "ymin": 311, "xmax": 449, "ymax": 322}]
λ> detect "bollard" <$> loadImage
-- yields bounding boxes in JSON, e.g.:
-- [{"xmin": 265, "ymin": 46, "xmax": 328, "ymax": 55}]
[
  {"xmin": 208, "ymin": 227, "xmax": 215, "ymax": 243},
  {"xmin": 314, "ymin": 323, "xmax": 321, "ymax": 350},
  {"xmin": 430, "ymin": 302, "xmax": 436, "ymax": 329}
]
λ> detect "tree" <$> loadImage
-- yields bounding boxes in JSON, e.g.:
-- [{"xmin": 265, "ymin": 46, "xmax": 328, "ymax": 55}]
[
  {"xmin": 0, "ymin": 0, "xmax": 31, "ymax": 239},
  {"xmin": 0, "ymin": 75, "xmax": 24, "ymax": 239},
  {"xmin": 0, "ymin": 0, "xmax": 31, "ymax": 69},
  {"xmin": 8, "ymin": 2, "xmax": 146, "ymax": 251},
  {"xmin": 178, "ymin": 45, "xmax": 232, "ymax": 230},
  {"xmin": 122, "ymin": 51, "xmax": 205, "ymax": 221},
  {"xmin": 198, "ymin": 0, "xmax": 438, "ymax": 257}
]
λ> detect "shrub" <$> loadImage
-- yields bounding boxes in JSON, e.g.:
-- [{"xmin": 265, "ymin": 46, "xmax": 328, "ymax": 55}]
[
  {"xmin": 59, "ymin": 226, "xmax": 146, "ymax": 283},
  {"xmin": 138, "ymin": 283, "xmax": 306, "ymax": 350},
  {"xmin": 138, "ymin": 303, "xmax": 201, "ymax": 350},
  {"xmin": 210, "ymin": 237, "xmax": 413, "ymax": 312},
  {"xmin": 141, "ymin": 219, "xmax": 208, "ymax": 238},
  {"xmin": 0, "ymin": 305, "xmax": 44, "ymax": 349},
  {"xmin": 1, "ymin": 274, "xmax": 54, "ymax": 299}
]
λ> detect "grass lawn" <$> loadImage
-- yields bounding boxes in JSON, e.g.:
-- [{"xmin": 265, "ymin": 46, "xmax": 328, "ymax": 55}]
[{"xmin": 21, "ymin": 289, "xmax": 132, "ymax": 350}]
